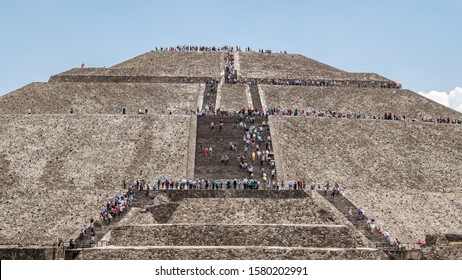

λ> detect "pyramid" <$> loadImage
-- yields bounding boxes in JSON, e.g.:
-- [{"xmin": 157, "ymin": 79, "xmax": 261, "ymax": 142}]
[{"xmin": 0, "ymin": 47, "xmax": 461, "ymax": 260}]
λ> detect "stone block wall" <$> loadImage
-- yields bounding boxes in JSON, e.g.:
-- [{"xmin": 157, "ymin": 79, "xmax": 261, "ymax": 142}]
[
  {"xmin": 0, "ymin": 82, "xmax": 202, "ymax": 115},
  {"xmin": 76, "ymin": 247, "xmax": 387, "ymax": 260},
  {"xmin": 218, "ymin": 84, "xmax": 249, "ymax": 111},
  {"xmin": 422, "ymin": 245, "xmax": 462, "ymax": 260},
  {"xmin": 261, "ymin": 85, "xmax": 462, "ymax": 119},
  {"xmin": 347, "ymin": 189, "xmax": 462, "ymax": 243},
  {"xmin": 112, "ymin": 51, "xmax": 222, "ymax": 78},
  {"xmin": 270, "ymin": 116, "xmax": 462, "ymax": 243},
  {"xmin": 153, "ymin": 189, "xmax": 309, "ymax": 201},
  {"xmin": 270, "ymin": 116, "xmax": 462, "ymax": 192},
  {"xmin": 168, "ymin": 198, "xmax": 340, "ymax": 225},
  {"xmin": 239, "ymin": 52, "xmax": 347, "ymax": 80},
  {"xmin": 110, "ymin": 224, "xmax": 361, "ymax": 248},
  {"xmin": 0, "ymin": 246, "xmax": 58, "ymax": 260},
  {"xmin": 425, "ymin": 234, "xmax": 462, "ymax": 246},
  {"xmin": 0, "ymin": 115, "xmax": 190, "ymax": 246},
  {"xmin": 48, "ymin": 68, "xmax": 212, "ymax": 83}
]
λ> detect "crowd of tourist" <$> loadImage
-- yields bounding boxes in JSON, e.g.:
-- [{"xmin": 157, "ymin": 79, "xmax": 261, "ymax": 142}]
[
  {"xmin": 264, "ymin": 78, "xmax": 402, "ymax": 89},
  {"xmin": 264, "ymin": 106, "xmax": 462, "ymax": 125},
  {"xmin": 152, "ymin": 45, "xmax": 292, "ymax": 53},
  {"xmin": 230, "ymin": 77, "xmax": 402, "ymax": 89},
  {"xmin": 194, "ymin": 105, "xmax": 462, "ymax": 127},
  {"xmin": 68, "ymin": 189, "xmax": 134, "ymax": 248},
  {"xmin": 225, "ymin": 51, "xmax": 236, "ymax": 83},
  {"xmin": 154, "ymin": 45, "xmax": 243, "ymax": 52},
  {"xmin": 124, "ymin": 177, "xmax": 314, "ymax": 191},
  {"xmin": 317, "ymin": 183, "xmax": 409, "ymax": 249}
]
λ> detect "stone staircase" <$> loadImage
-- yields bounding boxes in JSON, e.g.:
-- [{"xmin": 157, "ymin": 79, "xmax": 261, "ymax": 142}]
[
  {"xmin": 74, "ymin": 190, "xmax": 388, "ymax": 260},
  {"xmin": 72, "ymin": 206, "xmax": 137, "ymax": 249},
  {"xmin": 249, "ymin": 84, "xmax": 263, "ymax": 110},
  {"xmin": 201, "ymin": 81, "xmax": 218, "ymax": 112},
  {"xmin": 319, "ymin": 191, "xmax": 389, "ymax": 249},
  {"xmin": 224, "ymin": 52, "xmax": 235, "ymax": 84},
  {"xmin": 194, "ymin": 114, "xmax": 276, "ymax": 182},
  {"xmin": 194, "ymin": 115, "xmax": 244, "ymax": 179}
]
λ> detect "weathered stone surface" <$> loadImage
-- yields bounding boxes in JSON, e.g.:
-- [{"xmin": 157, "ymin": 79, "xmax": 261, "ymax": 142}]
[
  {"xmin": 271, "ymin": 116, "xmax": 462, "ymax": 192},
  {"xmin": 0, "ymin": 82, "xmax": 202, "ymax": 114},
  {"xmin": 261, "ymin": 85, "xmax": 462, "ymax": 119},
  {"xmin": 169, "ymin": 198, "xmax": 339, "ymax": 225},
  {"xmin": 49, "ymin": 70, "xmax": 212, "ymax": 83},
  {"xmin": 112, "ymin": 51, "xmax": 222, "ymax": 78},
  {"xmin": 270, "ymin": 116, "xmax": 462, "ymax": 243},
  {"xmin": 128, "ymin": 211, "xmax": 157, "ymax": 225},
  {"xmin": 239, "ymin": 53, "xmax": 393, "ymax": 84},
  {"xmin": 347, "ymin": 190, "xmax": 462, "ymax": 243},
  {"xmin": 146, "ymin": 203, "xmax": 180, "ymax": 223},
  {"xmin": 110, "ymin": 224, "xmax": 361, "ymax": 248},
  {"xmin": 0, "ymin": 115, "xmax": 190, "ymax": 246},
  {"xmin": 0, "ymin": 246, "xmax": 57, "ymax": 260},
  {"xmin": 239, "ymin": 52, "xmax": 347, "ymax": 80},
  {"xmin": 218, "ymin": 84, "xmax": 249, "ymax": 111},
  {"xmin": 2, "ymin": 49, "xmax": 460, "ymax": 260},
  {"xmin": 153, "ymin": 190, "xmax": 310, "ymax": 202},
  {"xmin": 425, "ymin": 234, "xmax": 462, "ymax": 246},
  {"xmin": 76, "ymin": 246, "xmax": 387, "ymax": 260},
  {"xmin": 422, "ymin": 245, "xmax": 462, "ymax": 260}
]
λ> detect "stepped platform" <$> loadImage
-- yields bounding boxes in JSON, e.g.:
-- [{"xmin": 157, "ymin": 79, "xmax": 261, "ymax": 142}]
[
  {"xmin": 49, "ymin": 68, "xmax": 212, "ymax": 83},
  {"xmin": 0, "ymin": 82, "xmax": 204, "ymax": 114},
  {"xmin": 200, "ymin": 81, "xmax": 217, "ymax": 112},
  {"xmin": 218, "ymin": 84, "xmax": 249, "ymax": 112},
  {"xmin": 270, "ymin": 116, "xmax": 462, "ymax": 192},
  {"xmin": 112, "ymin": 51, "xmax": 223, "ymax": 78},
  {"xmin": 152, "ymin": 189, "xmax": 310, "ymax": 201},
  {"xmin": 0, "ymin": 115, "xmax": 191, "ymax": 246},
  {"xmin": 75, "ymin": 246, "xmax": 386, "ymax": 260},
  {"xmin": 249, "ymin": 84, "xmax": 263, "ymax": 110},
  {"xmin": 319, "ymin": 191, "xmax": 389, "ymax": 248},
  {"xmin": 347, "ymin": 188, "xmax": 462, "ymax": 243},
  {"xmin": 109, "ymin": 224, "xmax": 361, "ymax": 248},
  {"xmin": 169, "ymin": 197, "xmax": 339, "ymax": 225},
  {"xmin": 270, "ymin": 116, "xmax": 462, "ymax": 243},
  {"xmin": 261, "ymin": 85, "xmax": 462, "ymax": 119},
  {"xmin": 239, "ymin": 52, "xmax": 347, "ymax": 80}
]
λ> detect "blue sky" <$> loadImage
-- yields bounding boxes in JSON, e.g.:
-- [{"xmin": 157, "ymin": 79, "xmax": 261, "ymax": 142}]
[{"xmin": 0, "ymin": 0, "xmax": 461, "ymax": 110}]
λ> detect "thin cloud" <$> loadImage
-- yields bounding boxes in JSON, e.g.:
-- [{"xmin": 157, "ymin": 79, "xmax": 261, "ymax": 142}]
[{"xmin": 418, "ymin": 87, "xmax": 462, "ymax": 113}]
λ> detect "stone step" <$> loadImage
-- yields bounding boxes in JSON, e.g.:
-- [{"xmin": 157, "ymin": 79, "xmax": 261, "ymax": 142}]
[
  {"xmin": 110, "ymin": 224, "xmax": 359, "ymax": 248},
  {"xmin": 317, "ymin": 191, "xmax": 389, "ymax": 248},
  {"xmin": 249, "ymin": 84, "xmax": 263, "ymax": 110},
  {"xmin": 76, "ymin": 246, "xmax": 388, "ymax": 260},
  {"xmin": 151, "ymin": 190, "xmax": 309, "ymax": 201}
]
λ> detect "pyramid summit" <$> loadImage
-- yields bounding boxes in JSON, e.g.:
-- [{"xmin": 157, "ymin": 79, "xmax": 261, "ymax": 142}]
[{"xmin": 0, "ymin": 46, "xmax": 461, "ymax": 260}]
